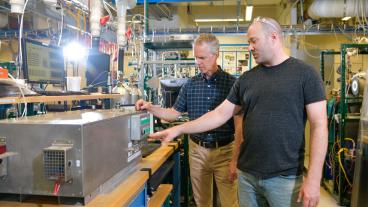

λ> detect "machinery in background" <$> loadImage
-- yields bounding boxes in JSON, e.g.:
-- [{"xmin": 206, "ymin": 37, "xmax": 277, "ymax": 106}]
[
  {"xmin": 321, "ymin": 44, "xmax": 368, "ymax": 206},
  {"xmin": 0, "ymin": 78, "xmax": 37, "ymax": 97},
  {"xmin": 111, "ymin": 80, "xmax": 143, "ymax": 106},
  {"xmin": 140, "ymin": 45, "xmax": 251, "ymax": 107},
  {"xmin": 351, "ymin": 72, "xmax": 368, "ymax": 207},
  {"xmin": 350, "ymin": 71, "xmax": 366, "ymax": 97},
  {"xmin": 160, "ymin": 78, "xmax": 188, "ymax": 108},
  {"xmin": 86, "ymin": 52, "xmax": 111, "ymax": 93},
  {"xmin": 0, "ymin": 108, "xmax": 152, "ymax": 204}
]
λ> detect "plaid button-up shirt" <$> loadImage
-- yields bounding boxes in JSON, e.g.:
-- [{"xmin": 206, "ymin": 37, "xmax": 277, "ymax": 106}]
[{"xmin": 173, "ymin": 67, "xmax": 236, "ymax": 142}]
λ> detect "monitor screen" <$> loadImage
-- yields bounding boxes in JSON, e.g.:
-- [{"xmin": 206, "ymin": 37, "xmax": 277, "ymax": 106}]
[
  {"xmin": 22, "ymin": 39, "xmax": 65, "ymax": 84},
  {"xmin": 86, "ymin": 52, "xmax": 110, "ymax": 92}
]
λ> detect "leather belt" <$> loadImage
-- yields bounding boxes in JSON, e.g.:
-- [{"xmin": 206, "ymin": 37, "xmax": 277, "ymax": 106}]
[{"xmin": 190, "ymin": 136, "xmax": 233, "ymax": 149}]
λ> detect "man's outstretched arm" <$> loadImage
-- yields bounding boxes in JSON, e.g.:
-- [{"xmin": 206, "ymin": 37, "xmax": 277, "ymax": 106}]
[
  {"xmin": 150, "ymin": 100, "xmax": 241, "ymax": 142},
  {"xmin": 135, "ymin": 99, "xmax": 181, "ymax": 122}
]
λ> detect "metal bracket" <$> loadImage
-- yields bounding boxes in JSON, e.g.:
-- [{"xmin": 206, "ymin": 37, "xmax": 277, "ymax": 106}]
[{"xmin": 141, "ymin": 167, "xmax": 153, "ymax": 196}]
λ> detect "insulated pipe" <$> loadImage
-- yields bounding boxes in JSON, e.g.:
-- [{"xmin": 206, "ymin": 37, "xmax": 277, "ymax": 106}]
[
  {"xmin": 92, "ymin": 37, "xmax": 100, "ymax": 51},
  {"xmin": 9, "ymin": 0, "xmax": 25, "ymax": 14},
  {"xmin": 308, "ymin": 0, "xmax": 368, "ymax": 19},
  {"xmin": 116, "ymin": 0, "xmax": 127, "ymax": 47},
  {"xmin": 127, "ymin": 0, "xmax": 137, "ymax": 9},
  {"xmin": 116, "ymin": 0, "xmax": 136, "ymax": 47},
  {"xmin": 115, "ymin": 0, "xmax": 136, "ymax": 79},
  {"xmin": 0, "ymin": 13, "xmax": 8, "ymax": 28},
  {"xmin": 90, "ymin": 0, "xmax": 103, "ymax": 37},
  {"xmin": 42, "ymin": 0, "xmax": 57, "ymax": 7}
]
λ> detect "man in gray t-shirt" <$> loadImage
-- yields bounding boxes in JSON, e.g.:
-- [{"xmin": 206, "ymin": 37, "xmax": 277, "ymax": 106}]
[
  {"xmin": 150, "ymin": 17, "xmax": 327, "ymax": 207},
  {"xmin": 227, "ymin": 56, "xmax": 325, "ymax": 180}
]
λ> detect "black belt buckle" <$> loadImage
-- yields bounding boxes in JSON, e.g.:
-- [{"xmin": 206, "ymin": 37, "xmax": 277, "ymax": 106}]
[{"xmin": 199, "ymin": 140, "xmax": 218, "ymax": 148}]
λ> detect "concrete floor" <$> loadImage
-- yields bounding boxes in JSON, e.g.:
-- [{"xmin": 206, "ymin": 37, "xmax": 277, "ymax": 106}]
[
  {"xmin": 304, "ymin": 156, "xmax": 342, "ymax": 207},
  {"xmin": 318, "ymin": 187, "xmax": 341, "ymax": 207}
]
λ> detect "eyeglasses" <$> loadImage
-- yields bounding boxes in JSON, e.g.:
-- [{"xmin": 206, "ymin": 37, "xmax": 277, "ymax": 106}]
[{"xmin": 253, "ymin": 16, "xmax": 280, "ymax": 32}]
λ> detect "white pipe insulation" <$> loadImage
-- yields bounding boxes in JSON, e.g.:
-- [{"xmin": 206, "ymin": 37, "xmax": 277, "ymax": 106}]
[
  {"xmin": 308, "ymin": 0, "xmax": 368, "ymax": 19},
  {"xmin": 9, "ymin": 0, "xmax": 25, "ymax": 14},
  {"xmin": 42, "ymin": 0, "xmax": 57, "ymax": 7},
  {"xmin": 116, "ymin": 0, "xmax": 127, "ymax": 47},
  {"xmin": 116, "ymin": 0, "xmax": 136, "ymax": 47},
  {"xmin": 90, "ymin": 0, "xmax": 103, "ymax": 37},
  {"xmin": 0, "ymin": 13, "xmax": 8, "ymax": 28},
  {"xmin": 127, "ymin": 0, "xmax": 137, "ymax": 9}
]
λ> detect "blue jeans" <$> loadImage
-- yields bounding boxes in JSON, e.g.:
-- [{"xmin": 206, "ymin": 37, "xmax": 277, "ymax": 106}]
[{"xmin": 238, "ymin": 170, "xmax": 303, "ymax": 207}]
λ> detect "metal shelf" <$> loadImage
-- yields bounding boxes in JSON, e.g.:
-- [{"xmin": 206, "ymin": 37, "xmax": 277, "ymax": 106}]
[
  {"xmin": 321, "ymin": 44, "xmax": 368, "ymax": 205},
  {"xmin": 146, "ymin": 24, "xmax": 367, "ymax": 39}
]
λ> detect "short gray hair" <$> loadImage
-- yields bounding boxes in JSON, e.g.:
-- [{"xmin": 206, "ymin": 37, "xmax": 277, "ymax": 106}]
[
  {"xmin": 193, "ymin": 33, "xmax": 219, "ymax": 54},
  {"xmin": 252, "ymin": 16, "xmax": 283, "ymax": 39}
]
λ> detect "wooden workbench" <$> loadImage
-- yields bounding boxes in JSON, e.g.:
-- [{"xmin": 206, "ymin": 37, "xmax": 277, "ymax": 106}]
[
  {"xmin": 0, "ymin": 144, "xmax": 178, "ymax": 207},
  {"xmin": 139, "ymin": 143, "xmax": 179, "ymax": 173},
  {"xmin": 0, "ymin": 94, "xmax": 122, "ymax": 105},
  {"xmin": 87, "ymin": 171, "xmax": 149, "ymax": 207}
]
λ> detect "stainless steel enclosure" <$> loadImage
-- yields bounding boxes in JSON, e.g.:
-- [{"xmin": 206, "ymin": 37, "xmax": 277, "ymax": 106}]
[
  {"xmin": 352, "ymin": 119, "xmax": 368, "ymax": 207},
  {"xmin": 0, "ymin": 109, "xmax": 148, "ymax": 203},
  {"xmin": 351, "ymin": 79, "xmax": 368, "ymax": 207}
]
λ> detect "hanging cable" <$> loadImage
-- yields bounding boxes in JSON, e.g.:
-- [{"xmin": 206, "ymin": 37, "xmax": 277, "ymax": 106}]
[
  {"xmin": 8, "ymin": 73, "xmax": 27, "ymax": 117},
  {"xmin": 103, "ymin": 0, "xmax": 113, "ymax": 21},
  {"xmin": 337, "ymin": 148, "xmax": 352, "ymax": 187},
  {"xmin": 17, "ymin": 0, "xmax": 30, "ymax": 79},
  {"xmin": 57, "ymin": 2, "xmax": 64, "ymax": 46}
]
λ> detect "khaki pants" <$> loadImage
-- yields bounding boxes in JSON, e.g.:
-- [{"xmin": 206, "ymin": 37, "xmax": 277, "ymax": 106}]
[{"xmin": 189, "ymin": 138, "xmax": 239, "ymax": 207}]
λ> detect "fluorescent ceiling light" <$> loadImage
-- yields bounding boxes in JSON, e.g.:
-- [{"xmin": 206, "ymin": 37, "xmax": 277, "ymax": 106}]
[
  {"xmin": 195, "ymin": 18, "xmax": 244, "ymax": 22},
  {"xmin": 245, "ymin": 5, "xmax": 253, "ymax": 21},
  {"xmin": 127, "ymin": 20, "xmax": 142, "ymax": 23},
  {"xmin": 342, "ymin": 16, "xmax": 351, "ymax": 21}
]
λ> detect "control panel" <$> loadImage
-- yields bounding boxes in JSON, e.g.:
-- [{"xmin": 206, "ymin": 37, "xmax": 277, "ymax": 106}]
[
  {"xmin": 128, "ymin": 112, "xmax": 153, "ymax": 162},
  {"xmin": 130, "ymin": 113, "xmax": 152, "ymax": 141}
]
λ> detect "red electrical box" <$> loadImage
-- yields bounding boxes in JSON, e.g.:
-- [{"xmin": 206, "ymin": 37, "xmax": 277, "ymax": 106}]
[
  {"xmin": 0, "ymin": 67, "xmax": 8, "ymax": 79},
  {"xmin": 0, "ymin": 138, "xmax": 6, "ymax": 154}
]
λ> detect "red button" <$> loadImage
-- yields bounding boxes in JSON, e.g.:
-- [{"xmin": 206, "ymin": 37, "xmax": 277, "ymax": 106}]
[{"xmin": 0, "ymin": 145, "xmax": 6, "ymax": 154}]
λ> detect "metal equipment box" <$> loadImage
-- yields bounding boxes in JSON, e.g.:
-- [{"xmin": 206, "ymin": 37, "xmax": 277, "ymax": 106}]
[{"xmin": 0, "ymin": 109, "xmax": 150, "ymax": 204}]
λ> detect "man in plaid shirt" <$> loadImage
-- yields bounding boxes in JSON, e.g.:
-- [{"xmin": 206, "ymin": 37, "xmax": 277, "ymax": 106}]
[{"xmin": 136, "ymin": 33, "xmax": 241, "ymax": 207}]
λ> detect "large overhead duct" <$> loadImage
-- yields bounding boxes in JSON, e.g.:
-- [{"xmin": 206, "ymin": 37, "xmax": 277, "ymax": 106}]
[
  {"xmin": 116, "ymin": 0, "xmax": 127, "ymax": 48},
  {"xmin": 9, "ymin": 0, "xmax": 25, "ymax": 14},
  {"xmin": 308, "ymin": 0, "xmax": 368, "ymax": 19},
  {"xmin": 0, "ymin": 13, "xmax": 8, "ymax": 28},
  {"xmin": 116, "ymin": 0, "xmax": 136, "ymax": 47},
  {"xmin": 115, "ymin": 0, "xmax": 136, "ymax": 74},
  {"xmin": 127, "ymin": 0, "xmax": 137, "ymax": 9},
  {"xmin": 90, "ymin": 0, "xmax": 103, "ymax": 37},
  {"xmin": 89, "ymin": 0, "xmax": 103, "ymax": 50},
  {"xmin": 42, "ymin": 0, "xmax": 57, "ymax": 7}
]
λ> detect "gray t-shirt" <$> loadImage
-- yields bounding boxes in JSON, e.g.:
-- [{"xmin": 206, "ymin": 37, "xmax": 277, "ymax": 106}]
[{"xmin": 227, "ymin": 57, "xmax": 326, "ymax": 178}]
